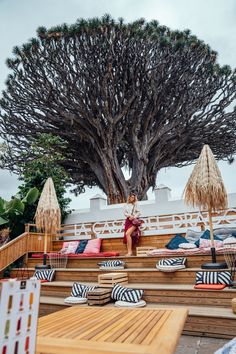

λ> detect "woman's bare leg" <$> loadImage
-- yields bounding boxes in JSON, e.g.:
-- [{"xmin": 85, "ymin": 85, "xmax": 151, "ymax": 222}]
[{"xmin": 125, "ymin": 226, "xmax": 136, "ymax": 256}]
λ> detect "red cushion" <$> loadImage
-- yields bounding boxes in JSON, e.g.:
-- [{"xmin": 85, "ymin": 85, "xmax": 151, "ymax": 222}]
[
  {"xmin": 31, "ymin": 253, "xmax": 48, "ymax": 258},
  {"xmin": 67, "ymin": 252, "xmax": 119, "ymax": 258},
  {"xmin": 40, "ymin": 280, "xmax": 49, "ymax": 283},
  {"xmin": 194, "ymin": 284, "xmax": 226, "ymax": 290},
  {"xmin": 31, "ymin": 251, "xmax": 119, "ymax": 258}
]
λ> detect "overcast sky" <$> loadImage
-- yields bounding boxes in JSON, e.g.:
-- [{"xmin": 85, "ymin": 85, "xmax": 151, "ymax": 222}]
[{"xmin": 0, "ymin": 0, "xmax": 235, "ymax": 209}]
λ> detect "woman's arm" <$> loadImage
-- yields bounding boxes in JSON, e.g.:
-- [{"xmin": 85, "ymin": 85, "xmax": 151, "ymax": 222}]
[
  {"xmin": 133, "ymin": 203, "xmax": 141, "ymax": 218},
  {"xmin": 123, "ymin": 204, "xmax": 132, "ymax": 218}
]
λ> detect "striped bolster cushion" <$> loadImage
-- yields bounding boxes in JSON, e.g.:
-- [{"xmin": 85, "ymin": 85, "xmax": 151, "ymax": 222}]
[
  {"xmin": 34, "ymin": 269, "xmax": 55, "ymax": 282},
  {"xmin": 98, "ymin": 260, "xmax": 125, "ymax": 267},
  {"xmin": 158, "ymin": 257, "xmax": 186, "ymax": 267},
  {"xmin": 195, "ymin": 271, "xmax": 232, "ymax": 285},
  {"xmin": 71, "ymin": 282, "xmax": 97, "ymax": 297},
  {"xmin": 111, "ymin": 284, "xmax": 143, "ymax": 303}
]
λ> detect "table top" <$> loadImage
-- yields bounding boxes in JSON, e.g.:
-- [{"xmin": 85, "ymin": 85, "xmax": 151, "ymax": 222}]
[{"xmin": 36, "ymin": 306, "xmax": 188, "ymax": 354}]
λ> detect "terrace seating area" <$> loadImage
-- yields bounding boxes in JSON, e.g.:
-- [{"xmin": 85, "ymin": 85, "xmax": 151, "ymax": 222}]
[
  {"xmin": 6, "ymin": 230, "xmax": 236, "ymax": 340},
  {"xmin": 1, "ymin": 208, "xmax": 236, "ymax": 343}
]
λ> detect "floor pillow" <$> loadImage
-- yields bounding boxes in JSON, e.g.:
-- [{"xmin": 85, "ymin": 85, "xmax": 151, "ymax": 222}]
[
  {"xmin": 99, "ymin": 266, "xmax": 125, "ymax": 270},
  {"xmin": 157, "ymin": 264, "xmax": 186, "ymax": 272},
  {"xmin": 194, "ymin": 284, "xmax": 226, "ymax": 290},
  {"xmin": 64, "ymin": 296, "xmax": 87, "ymax": 304},
  {"xmin": 34, "ymin": 269, "xmax": 55, "ymax": 282},
  {"xmin": 156, "ymin": 257, "xmax": 186, "ymax": 272},
  {"xmin": 195, "ymin": 271, "xmax": 232, "ymax": 285},
  {"xmin": 115, "ymin": 300, "xmax": 146, "ymax": 308},
  {"xmin": 111, "ymin": 284, "xmax": 143, "ymax": 303},
  {"xmin": 71, "ymin": 282, "xmax": 97, "ymax": 297},
  {"xmin": 98, "ymin": 260, "xmax": 125, "ymax": 270}
]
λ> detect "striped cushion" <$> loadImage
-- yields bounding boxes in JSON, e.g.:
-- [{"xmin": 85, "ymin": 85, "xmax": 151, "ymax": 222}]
[
  {"xmin": 34, "ymin": 269, "xmax": 55, "ymax": 282},
  {"xmin": 111, "ymin": 284, "xmax": 143, "ymax": 303},
  {"xmin": 98, "ymin": 260, "xmax": 125, "ymax": 268},
  {"xmin": 195, "ymin": 271, "xmax": 232, "ymax": 285},
  {"xmin": 158, "ymin": 257, "xmax": 186, "ymax": 267},
  {"xmin": 71, "ymin": 283, "xmax": 97, "ymax": 297}
]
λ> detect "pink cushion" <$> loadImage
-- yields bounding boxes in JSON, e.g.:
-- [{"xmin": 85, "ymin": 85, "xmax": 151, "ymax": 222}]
[
  {"xmin": 83, "ymin": 238, "xmax": 102, "ymax": 254},
  {"xmin": 199, "ymin": 238, "xmax": 223, "ymax": 249},
  {"xmin": 60, "ymin": 241, "xmax": 79, "ymax": 254}
]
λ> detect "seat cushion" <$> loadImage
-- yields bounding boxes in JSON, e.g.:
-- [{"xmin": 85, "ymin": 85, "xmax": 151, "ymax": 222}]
[
  {"xmin": 64, "ymin": 296, "xmax": 87, "ymax": 304},
  {"xmin": 71, "ymin": 283, "xmax": 97, "ymax": 297},
  {"xmin": 157, "ymin": 264, "xmax": 186, "ymax": 272},
  {"xmin": 115, "ymin": 300, "xmax": 146, "ymax": 308},
  {"xmin": 34, "ymin": 269, "xmax": 55, "ymax": 282},
  {"xmin": 67, "ymin": 252, "xmax": 119, "ymax": 258},
  {"xmin": 111, "ymin": 284, "xmax": 143, "ymax": 303},
  {"xmin": 194, "ymin": 284, "xmax": 226, "ymax": 290},
  {"xmin": 98, "ymin": 260, "xmax": 125, "ymax": 270},
  {"xmin": 196, "ymin": 271, "xmax": 232, "ymax": 285}
]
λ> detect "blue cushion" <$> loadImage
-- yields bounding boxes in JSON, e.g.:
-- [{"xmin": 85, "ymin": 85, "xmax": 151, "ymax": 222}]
[
  {"xmin": 165, "ymin": 234, "xmax": 189, "ymax": 250},
  {"xmin": 232, "ymin": 232, "xmax": 236, "ymax": 237},
  {"xmin": 75, "ymin": 240, "xmax": 88, "ymax": 254},
  {"xmin": 195, "ymin": 230, "xmax": 222, "ymax": 247}
]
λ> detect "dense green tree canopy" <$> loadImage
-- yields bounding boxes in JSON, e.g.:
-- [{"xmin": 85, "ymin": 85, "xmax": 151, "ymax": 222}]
[{"xmin": 0, "ymin": 15, "xmax": 236, "ymax": 203}]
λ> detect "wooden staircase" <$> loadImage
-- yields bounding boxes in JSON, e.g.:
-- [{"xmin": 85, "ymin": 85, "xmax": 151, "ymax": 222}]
[{"xmin": 4, "ymin": 231, "xmax": 236, "ymax": 339}]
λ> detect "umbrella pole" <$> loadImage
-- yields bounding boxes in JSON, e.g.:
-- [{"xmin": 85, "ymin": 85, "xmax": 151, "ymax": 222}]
[
  {"xmin": 208, "ymin": 210, "xmax": 216, "ymax": 263},
  {"xmin": 201, "ymin": 209, "xmax": 227, "ymax": 269},
  {"xmin": 43, "ymin": 232, "xmax": 47, "ymax": 266}
]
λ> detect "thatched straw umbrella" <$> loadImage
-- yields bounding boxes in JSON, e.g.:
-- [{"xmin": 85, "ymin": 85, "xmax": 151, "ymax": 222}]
[
  {"xmin": 35, "ymin": 177, "xmax": 61, "ymax": 267},
  {"xmin": 184, "ymin": 144, "xmax": 228, "ymax": 267}
]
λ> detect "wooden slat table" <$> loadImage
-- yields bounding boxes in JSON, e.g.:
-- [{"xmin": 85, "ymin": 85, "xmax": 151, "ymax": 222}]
[{"xmin": 36, "ymin": 306, "xmax": 187, "ymax": 354}]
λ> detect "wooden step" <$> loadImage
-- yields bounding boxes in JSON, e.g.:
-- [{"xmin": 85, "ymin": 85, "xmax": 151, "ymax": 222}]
[
  {"xmin": 39, "ymin": 281, "xmax": 236, "ymax": 308},
  {"xmin": 11, "ymin": 267, "xmax": 226, "ymax": 284},
  {"xmin": 26, "ymin": 253, "xmax": 226, "ymax": 269},
  {"xmin": 39, "ymin": 296, "xmax": 236, "ymax": 339}
]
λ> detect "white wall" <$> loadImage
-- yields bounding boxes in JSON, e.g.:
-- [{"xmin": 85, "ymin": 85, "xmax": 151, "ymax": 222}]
[{"xmin": 65, "ymin": 185, "xmax": 236, "ymax": 224}]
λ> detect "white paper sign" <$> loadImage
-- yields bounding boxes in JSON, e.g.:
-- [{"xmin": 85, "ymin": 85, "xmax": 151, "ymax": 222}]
[{"xmin": 0, "ymin": 278, "xmax": 40, "ymax": 354}]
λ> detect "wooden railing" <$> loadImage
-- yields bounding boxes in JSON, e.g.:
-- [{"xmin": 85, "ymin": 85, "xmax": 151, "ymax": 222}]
[
  {"xmin": 0, "ymin": 233, "xmax": 28, "ymax": 271},
  {"xmin": 0, "ymin": 231, "xmax": 53, "ymax": 272},
  {"xmin": 25, "ymin": 208, "xmax": 236, "ymax": 241}
]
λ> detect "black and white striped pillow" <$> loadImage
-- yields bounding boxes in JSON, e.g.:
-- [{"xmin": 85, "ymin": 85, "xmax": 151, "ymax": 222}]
[
  {"xmin": 195, "ymin": 271, "xmax": 232, "ymax": 285},
  {"xmin": 158, "ymin": 258, "xmax": 186, "ymax": 267},
  {"xmin": 34, "ymin": 269, "xmax": 55, "ymax": 282},
  {"xmin": 111, "ymin": 284, "xmax": 143, "ymax": 303},
  {"xmin": 71, "ymin": 282, "xmax": 97, "ymax": 297},
  {"xmin": 98, "ymin": 260, "xmax": 125, "ymax": 267}
]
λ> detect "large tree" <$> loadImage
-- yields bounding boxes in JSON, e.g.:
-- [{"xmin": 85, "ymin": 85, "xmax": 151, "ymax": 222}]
[{"xmin": 0, "ymin": 15, "xmax": 236, "ymax": 204}]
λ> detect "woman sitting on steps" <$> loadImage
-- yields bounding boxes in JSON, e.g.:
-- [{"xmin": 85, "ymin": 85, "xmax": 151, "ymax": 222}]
[{"xmin": 123, "ymin": 192, "xmax": 141, "ymax": 256}]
